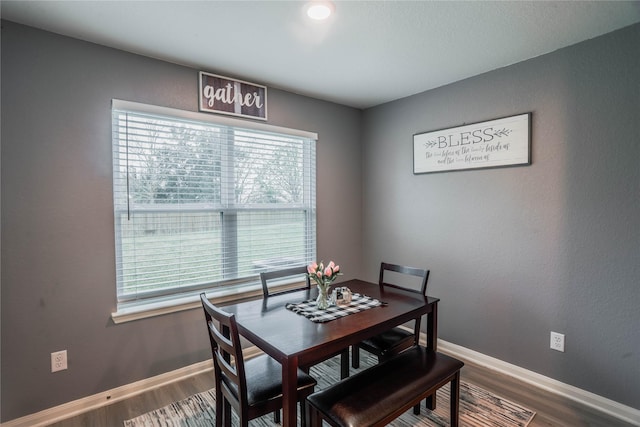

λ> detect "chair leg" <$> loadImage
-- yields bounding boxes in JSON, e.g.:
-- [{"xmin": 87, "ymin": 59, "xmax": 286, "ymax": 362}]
[
  {"xmin": 300, "ymin": 401, "xmax": 307, "ymax": 427},
  {"xmin": 223, "ymin": 400, "xmax": 232, "ymax": 427},
  {"xmin": 273, "ymin": 409, "xmax": 281, "ymax": 423},
  {"xmin": 340, "ymin": 348, "xmax": 350, "ymax": 379},
  {"xmin": 351, "ymin": 345, "xmax": 360, "ymax": 368},
  {"xmin": 450, "ymin": 372, "xmax": 461, "ymax": 427},
  {"xmin": 215, "ymin": 390, "xmax": 223, "ymax": 427}
]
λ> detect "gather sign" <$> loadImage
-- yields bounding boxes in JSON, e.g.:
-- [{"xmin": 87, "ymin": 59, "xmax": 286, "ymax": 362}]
[{"xmin": 199, "ymin": 71, "xmax": 267, "ymax": 120}]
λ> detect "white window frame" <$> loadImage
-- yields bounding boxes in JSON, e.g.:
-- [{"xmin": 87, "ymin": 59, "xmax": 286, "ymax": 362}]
[{"xmin": 110, "ymin": 100, "xmax": 317, "ymax": 322}]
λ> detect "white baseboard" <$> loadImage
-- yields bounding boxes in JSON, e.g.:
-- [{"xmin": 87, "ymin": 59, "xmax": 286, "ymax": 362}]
[
  {"xmin": 0, "ymin": 347, "xmax": 267, "ymax": 427},
  {"xmin": 2, "ymin": 341, "xmax": 638, "ymax": 427},
  {"xmin": 0, "ymin": 360, "xmax": 213, "ymax": 427},
  {"xmin": 436, "ymin": 339, "xmax": 640, "ymax": 426}
]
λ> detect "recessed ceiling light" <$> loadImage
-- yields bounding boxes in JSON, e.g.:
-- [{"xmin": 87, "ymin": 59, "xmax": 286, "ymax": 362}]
[{"xmin": 306, "ymin": 1, "xmax": 334, "ymax": 20}]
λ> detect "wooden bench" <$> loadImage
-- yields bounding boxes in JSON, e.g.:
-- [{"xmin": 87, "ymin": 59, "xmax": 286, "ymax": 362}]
[{"xmin": 306, "ymin": 346, "xmax": 464, "ymax": 427}]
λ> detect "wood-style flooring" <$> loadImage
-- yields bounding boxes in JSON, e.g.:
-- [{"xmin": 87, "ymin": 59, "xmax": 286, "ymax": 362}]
[{"xmin": 47, "ymin": 354, "xmax": 635, "ymax": 427}]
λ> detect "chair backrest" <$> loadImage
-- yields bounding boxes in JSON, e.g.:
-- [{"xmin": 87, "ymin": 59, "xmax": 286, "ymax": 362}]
[
  {"xmin": 200, "ymin": 293, "xmax": 248, "ymax": 408},
  {"xmin": 260, "ymin": 265, "xmax": 311, "ymax": 298},
  {"xmin": 379, "ymin": 262, "xmax": 430, "ymax": 296},
  {"xmin": 379, "ymin": 263, "xmax": 430, "ymax": 341}
]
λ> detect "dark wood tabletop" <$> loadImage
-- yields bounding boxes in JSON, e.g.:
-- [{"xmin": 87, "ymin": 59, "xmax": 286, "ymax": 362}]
[{"xmin": 221, "ymin": 278, "xmax": 440, "ymax": 427}]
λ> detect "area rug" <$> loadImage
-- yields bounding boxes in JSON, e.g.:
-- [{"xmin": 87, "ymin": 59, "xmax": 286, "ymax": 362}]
[{"xmin": 124, "ymin": 355, "xmax": 536, "ymax": 427}]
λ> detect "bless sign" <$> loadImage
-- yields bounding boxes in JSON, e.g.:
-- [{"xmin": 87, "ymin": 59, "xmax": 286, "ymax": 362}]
[{"xmin": 199, "ymin": 71, "xmax": 267, "ymax": 120}]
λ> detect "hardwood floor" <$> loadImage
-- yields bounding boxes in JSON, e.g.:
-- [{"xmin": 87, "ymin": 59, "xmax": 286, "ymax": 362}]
[
  {"xmin": 459, "ymin": 359, "xmax": 635, "ymax": 427},
  {"xmin": 48, "ymin": 354, "xmax": 635, "ymax": 427}
]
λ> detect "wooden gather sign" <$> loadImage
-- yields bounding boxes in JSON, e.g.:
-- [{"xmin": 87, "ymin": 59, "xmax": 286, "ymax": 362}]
[
  {"xmin": 413, "ymin": 113, "xmax": 531, "ymax": 174},
  {"xmin": 199, "ymin": 71, "xmax": 267, "ymax": 120}
]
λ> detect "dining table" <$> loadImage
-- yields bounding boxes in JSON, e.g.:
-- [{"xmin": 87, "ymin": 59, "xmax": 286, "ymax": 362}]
[{"xmin": 221, "ymin": 278, "xmax": 440, "ymax": 427}]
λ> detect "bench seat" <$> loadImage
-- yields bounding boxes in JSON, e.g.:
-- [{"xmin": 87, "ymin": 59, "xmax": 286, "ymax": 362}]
[{"xmin": 306, "ymin": 346, "xmax": 464, "ymax": 427}]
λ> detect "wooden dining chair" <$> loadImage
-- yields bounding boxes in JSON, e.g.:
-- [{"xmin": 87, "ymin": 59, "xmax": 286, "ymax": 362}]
[
  {"xmin": 351, "ymin": 262, "xmax": 430, "ymax": 369},
  {"xmin": 260, "ymin": 265, "xmax": 310, "ymax": 298},
  {"xmin": 260, "ymin": 266, "xmax": 350, "ymax": 379},
  {"xmin": 200, "ymin": 293, "xmax": 317, "ymax": 427}
]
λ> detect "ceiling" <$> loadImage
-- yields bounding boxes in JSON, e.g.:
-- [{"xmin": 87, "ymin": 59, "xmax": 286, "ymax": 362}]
[{"xmin": 2, "ymin": 1, "xmax": 639, "ymax": 109}]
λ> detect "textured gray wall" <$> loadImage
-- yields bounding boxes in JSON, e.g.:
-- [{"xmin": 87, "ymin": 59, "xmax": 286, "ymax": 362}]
[
  {"xmin": 0, "ymin": 21, "xmax": 362, "ymax": 421},
  {"xmin": 2, "ymin": 17, "xmax": 639, "ymax": 423},
  {"xmin": 361, "ymin": 23, "xmax": 639, "ymax": 409}
]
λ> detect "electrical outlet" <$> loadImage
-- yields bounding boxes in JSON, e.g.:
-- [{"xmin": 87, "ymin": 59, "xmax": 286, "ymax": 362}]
[
  {"xmin": 550, "ymin": 332, "xmax": 565, "ymax": 352},
  {"xmin": 51, "ymin": 350, "xmax": 68, "ymax": 372}
]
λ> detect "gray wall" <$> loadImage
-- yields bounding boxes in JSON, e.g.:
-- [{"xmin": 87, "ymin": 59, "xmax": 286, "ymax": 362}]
[
  {"xmin": 2, "ymin": 17, "xmax": 639, "ymax": 423},
  {"xmin": 361, "ymin": 23, "xmax": 640, "ymax": 409},
  {"xmin": 0, "ymin": 21, "xmax": 362, "ymax": 421}
]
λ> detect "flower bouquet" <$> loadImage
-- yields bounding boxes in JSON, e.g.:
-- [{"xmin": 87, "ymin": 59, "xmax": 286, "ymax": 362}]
[{"xmin": 307, "ymin": 261, "xmax": 342, "ymax": 309}]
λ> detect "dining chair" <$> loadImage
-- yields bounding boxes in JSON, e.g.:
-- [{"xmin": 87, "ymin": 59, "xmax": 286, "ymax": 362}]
[
  {"xmin": 200, "ymin": 293, "xmax": 317, "ymax": 427},
  {"xmin": 260, "ymin": 265, "xmax": 310, "ymax": 298},
  {"xmin": 351, "ymin": 262, "xmax": 430, "ymax": 369},
  {"xmin": 260, "ymin": 266, "xmax": 350, "ymax": 379}
]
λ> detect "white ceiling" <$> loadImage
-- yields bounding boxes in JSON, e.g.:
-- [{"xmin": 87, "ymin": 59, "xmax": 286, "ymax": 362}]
[{"xmin": 3, "ymin": 1, "xmax": 639, "ymax": 109}]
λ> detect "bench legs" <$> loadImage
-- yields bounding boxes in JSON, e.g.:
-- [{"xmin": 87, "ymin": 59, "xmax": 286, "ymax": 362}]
[{"xmin": 306, "ymin": 401, "xmax": 322, "ymax": 427}]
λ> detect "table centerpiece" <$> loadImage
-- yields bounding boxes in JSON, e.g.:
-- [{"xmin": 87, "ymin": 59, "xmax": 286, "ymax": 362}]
[{"xmin": 307, "ymin": 260, "xmax": 341, "ymax": 309}]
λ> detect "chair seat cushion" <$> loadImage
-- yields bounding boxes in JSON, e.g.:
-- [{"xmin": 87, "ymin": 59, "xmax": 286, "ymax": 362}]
[
  {"xmin": 360, "ymin": 327, "xmax": 414, "ymax": 353},
  {"xmin": 308, "ymin": 347, "xmax": 464, "ymax": 427},
  {"xmin": 244, "ymin": 354, "xmax": 316, "ymax": 406}
]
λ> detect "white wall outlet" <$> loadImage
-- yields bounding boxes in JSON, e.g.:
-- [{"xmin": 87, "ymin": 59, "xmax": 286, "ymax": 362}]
[
  {"xmin": 51, "ymin": 350, "xmax": 68, "ymax": 372},
  {"xmin": 550, "ymin": 332, "xmax": 565, "ymax": 352}
]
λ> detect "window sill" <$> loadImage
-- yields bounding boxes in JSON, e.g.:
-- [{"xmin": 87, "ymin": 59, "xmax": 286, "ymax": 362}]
[
  {"xmin": 111, "ymin": 285, "xmax": 265, "ymax": 324},
  {"xmin": 111, "ymin": 279, "xmax": 308, "ymax": 324}
]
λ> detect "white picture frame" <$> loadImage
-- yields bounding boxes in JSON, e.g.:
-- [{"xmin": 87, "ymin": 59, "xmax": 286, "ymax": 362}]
[{"xmin": 413, "ymin": 113, "xmax": 531, "ymax": 174}]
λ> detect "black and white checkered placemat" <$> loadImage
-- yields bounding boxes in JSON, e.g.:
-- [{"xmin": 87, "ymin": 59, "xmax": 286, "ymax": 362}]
[{"xmin": 285, "ymin": 293, "xmax": 384, "ymax": 323}]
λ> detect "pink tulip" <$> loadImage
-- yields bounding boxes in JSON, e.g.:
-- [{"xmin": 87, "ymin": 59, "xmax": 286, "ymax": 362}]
[
  {"xmin": 307, "ymin": 261, "xmax": 318, "ymax": 274},
  {"xmin": 307, "ymin": 260, "xmax": 342, "ymax": 283}
]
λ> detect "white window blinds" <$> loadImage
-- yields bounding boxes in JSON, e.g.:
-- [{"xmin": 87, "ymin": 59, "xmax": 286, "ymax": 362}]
[{"xmin": 111, "ymin": 100, "xmax": 317, "ymax": 305}]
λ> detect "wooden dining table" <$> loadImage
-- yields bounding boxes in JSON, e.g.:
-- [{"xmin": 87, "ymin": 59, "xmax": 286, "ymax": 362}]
[{"xmin": 221, "ymin": 278, "xmax": 440, "ymax": 427}]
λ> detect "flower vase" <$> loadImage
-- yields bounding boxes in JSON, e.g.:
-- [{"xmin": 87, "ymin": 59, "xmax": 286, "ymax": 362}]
[{"xmin": 316, "ymin": 284, "xmax": 332, "ymax": 310}]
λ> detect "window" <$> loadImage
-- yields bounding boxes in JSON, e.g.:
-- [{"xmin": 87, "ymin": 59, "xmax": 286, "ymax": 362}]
[{"xmin": 111, "ymin": 100, "xmax": 316, "ymax": 308}]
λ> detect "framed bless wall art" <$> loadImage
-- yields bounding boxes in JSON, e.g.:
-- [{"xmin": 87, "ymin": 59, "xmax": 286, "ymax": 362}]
[{"xmin": 413, "ymin": 113, "xmax": 531, "ymax": 174}]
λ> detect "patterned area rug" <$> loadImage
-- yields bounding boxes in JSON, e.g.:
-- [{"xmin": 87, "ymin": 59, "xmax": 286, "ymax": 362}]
[{"xmin": 124, "ymin": 355, "xmax": 535, "ymax": 427}]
